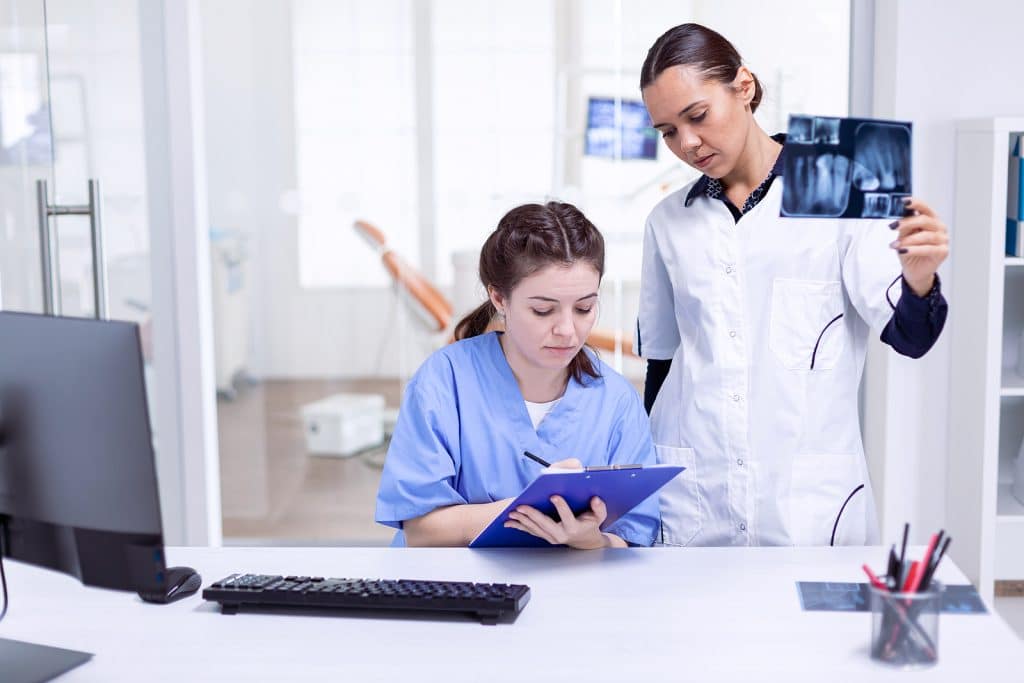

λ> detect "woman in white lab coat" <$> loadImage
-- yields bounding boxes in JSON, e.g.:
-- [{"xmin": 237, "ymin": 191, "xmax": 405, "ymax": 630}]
[{"xmin": 635, "ymin": 24, "xmax": 949, "ymax": 546}]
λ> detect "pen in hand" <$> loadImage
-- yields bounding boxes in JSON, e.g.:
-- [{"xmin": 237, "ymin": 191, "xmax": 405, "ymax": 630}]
[{"xmin": 523, "ymin": 451, "xmax": 552, "ymax": 468}]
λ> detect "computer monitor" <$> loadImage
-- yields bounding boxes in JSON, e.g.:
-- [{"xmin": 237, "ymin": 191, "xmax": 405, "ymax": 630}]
[
  {"xmin": 583, "ymin": 96, "xmax": 659, "ymax": 161},
  {"xmin": 0, "ymin": 311, "xmax": 171, "ymax": 680}
]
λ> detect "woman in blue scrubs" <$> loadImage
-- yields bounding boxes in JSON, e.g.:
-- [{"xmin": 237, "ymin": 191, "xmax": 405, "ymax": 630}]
[{"xmin": 375, "ymin": 202, "xmax": 659, "ymax": 548}]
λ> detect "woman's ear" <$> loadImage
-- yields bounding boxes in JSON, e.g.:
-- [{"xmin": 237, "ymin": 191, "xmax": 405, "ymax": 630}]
[
  {"xmin": 732, "ymin": 65, "xmax": 755, "ymax": 105},
  {"xmin": 487, "ymin": 286, "xmax": 506, "ymax": 316}
]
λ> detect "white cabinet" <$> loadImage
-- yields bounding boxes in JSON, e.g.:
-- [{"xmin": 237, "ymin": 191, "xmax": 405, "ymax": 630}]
[{"xmin": 948, "ymin": 118, "xmax": 1024, "ymax": 604}]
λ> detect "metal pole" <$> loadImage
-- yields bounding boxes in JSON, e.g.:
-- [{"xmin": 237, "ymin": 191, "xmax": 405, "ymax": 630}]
[
  {"xmin": 35, "ymin": 179, "xmax": 61, "ymax": 315},
  {"xmin": 87, "ymin": 179, "xmax": 107, "ymax": 320}
]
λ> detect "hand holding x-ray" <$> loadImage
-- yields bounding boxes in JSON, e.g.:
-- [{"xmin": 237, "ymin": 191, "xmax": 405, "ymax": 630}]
[
  {"xmin": 889, "ymin": 197, "xmax": 949, "ymax": 296},
  {"xmin": 781, "ymin": 115, "xmax": 947, "ymax": 295}
]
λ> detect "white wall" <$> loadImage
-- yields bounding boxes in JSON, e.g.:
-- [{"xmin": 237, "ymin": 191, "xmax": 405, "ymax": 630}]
[
  {"xmin": 869, "ymin": 0, "xmax": 1024, "ymax": 544},
  {"xmin": 201, "ymin": 1, "xmax": 424, "ymax": 380}
]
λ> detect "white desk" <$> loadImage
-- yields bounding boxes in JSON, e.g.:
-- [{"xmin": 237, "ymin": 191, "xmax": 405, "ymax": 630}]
[{"xmin": 1, "ymin": 546, "xmax": 1020, "ymax": 682}]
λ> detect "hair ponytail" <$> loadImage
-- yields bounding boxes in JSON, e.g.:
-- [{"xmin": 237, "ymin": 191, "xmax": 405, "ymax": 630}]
[
  {"xmin": 749, "ymin": 71, "xmax": 763, "ymax": 113},
  {"xmin": 453, "ymin": 300, "xmax": 496, "ymax": 341}
]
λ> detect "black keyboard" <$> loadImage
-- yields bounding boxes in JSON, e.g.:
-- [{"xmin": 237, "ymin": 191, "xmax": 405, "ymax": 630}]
[{"xmin": 202, "ymin": 574, "xmax": 531, "ymax": 624}]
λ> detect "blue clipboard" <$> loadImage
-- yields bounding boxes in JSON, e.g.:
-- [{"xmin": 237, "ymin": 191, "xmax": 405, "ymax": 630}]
[{"xmin": 469, "ymin": 464, "xmax": 684, "ymax": 548}]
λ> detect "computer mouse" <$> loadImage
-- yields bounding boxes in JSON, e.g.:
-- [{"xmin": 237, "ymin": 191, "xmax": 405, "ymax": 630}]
[
  {"xmin": 166, "ymin": 566, "xmax": 203, "ymax": 601},
  {"xmin": 140, "ymin": 565, "xmax": 202, "ymax": 604}
]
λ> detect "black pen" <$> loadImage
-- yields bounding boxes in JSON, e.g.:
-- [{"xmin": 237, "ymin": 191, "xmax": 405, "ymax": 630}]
[
  {"xmin": 922, "ymin": 530, "xmax": 944, "ymax": 584},
  {"xmin": 920, "ymin": 536, "xmax": 952, "ymax": 590},
  {"xmin": 523, "ymin": 451, "xmax": 552, "ymax": 468},
  {"xmin": 898, "ymin": 523, "xmax": 910, "ymax": 585},
  {"xmin": 886, "ymin": 546, "xmax": 899, "ymax": 590}
]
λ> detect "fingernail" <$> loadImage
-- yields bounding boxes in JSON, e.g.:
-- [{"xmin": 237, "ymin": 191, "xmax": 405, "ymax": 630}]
[
  {"xmin": 888, "ymin": 220, "xmax": 900, "ymax": 230},
  {"xmin": 898, "ymin": 248, "xmax": 909, "ymax": 254},
  {"xmin": 902, "ymin": 197, "xmax": 912, "ymax": 206},
  {"xmin": 889, "ymin": 240, "xmax": 900, "ymax": 249}
]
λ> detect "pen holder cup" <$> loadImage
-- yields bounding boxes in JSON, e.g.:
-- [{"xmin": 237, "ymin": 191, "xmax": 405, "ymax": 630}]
[{"xmin": 869, "ymin": 582, "xmax": 943, "ymax": 669}]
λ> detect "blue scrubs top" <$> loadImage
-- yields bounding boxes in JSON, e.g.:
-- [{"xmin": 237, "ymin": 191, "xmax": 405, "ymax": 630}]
[{"xmin": 375, "ymin": 332, "xmax": 659, "ymax": 546}]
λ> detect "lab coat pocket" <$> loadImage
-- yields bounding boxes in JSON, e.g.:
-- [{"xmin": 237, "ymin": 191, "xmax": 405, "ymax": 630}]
[
  {"xmin": 768, "ymin": 279, "xmax": 846, "ymax": 370},
  {"xmin": 787, "ymin": 452, "xmax": 867, "ymax": 546},
  {"xmin": 655, "ymin": 445, "xmax": 703, "ymax": 546}
]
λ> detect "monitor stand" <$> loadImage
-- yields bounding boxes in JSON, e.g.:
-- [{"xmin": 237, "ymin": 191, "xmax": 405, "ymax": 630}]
[{"xmin": 0, "ymin": 637, "xmax": 93, "ymax": 682}]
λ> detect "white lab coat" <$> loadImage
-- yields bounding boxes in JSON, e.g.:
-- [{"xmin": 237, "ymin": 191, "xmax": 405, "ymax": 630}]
[{"xmin": 636, "ymin": 178, "xmax": 899, "ymax": 547}]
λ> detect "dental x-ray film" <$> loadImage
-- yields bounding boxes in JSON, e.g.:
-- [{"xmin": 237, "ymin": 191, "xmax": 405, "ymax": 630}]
[{"xmin": 780, "ymin": 115, "xmax": 912, "ymax": 219}]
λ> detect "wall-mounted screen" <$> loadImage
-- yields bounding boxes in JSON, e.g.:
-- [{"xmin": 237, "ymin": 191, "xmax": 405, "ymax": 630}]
[{"xmin": 584, "ymin": 97, "xmax": 658, "ymax": 161}]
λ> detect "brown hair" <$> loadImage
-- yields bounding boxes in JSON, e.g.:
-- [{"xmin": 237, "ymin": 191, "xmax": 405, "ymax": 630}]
[
  {"xmin": 454, "ymin": 201, "xmax": 604, "ymax": 383},
  {"xmin": 640, "ymin": 23, "xmax": 763, "ymax": 113}
]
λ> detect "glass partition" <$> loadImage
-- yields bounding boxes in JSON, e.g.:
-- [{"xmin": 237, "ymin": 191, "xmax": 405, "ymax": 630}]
[{"xmin": 199, "ymin": 0, "xmax": 850, "ymax": 544}]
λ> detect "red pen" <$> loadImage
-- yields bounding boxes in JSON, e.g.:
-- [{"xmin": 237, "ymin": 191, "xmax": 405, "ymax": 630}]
[
  {"xmin": 907, "ymin": 533, "xmax": 939, "ymax": 593},
  {"xmin": 901, "ymin": 561, "xmax": 921, "ymax": 593},
  {"xmin": 862, "ymin": 564, "xmax": 888, "ymax": 591}
]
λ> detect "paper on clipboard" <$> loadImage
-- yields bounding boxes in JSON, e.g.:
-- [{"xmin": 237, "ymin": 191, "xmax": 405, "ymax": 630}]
[{"xmin": 469, "ymin": 463, "xmax": 684, "ymax": 548}]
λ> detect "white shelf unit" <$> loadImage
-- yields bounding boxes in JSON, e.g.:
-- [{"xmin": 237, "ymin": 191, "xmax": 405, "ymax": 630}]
[{"xmin": 948, "ymin": 117, "xmax": 1024, "ymax": 604}]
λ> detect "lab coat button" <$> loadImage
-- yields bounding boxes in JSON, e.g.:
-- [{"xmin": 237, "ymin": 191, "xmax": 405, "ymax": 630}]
[
  {"xmin": 729, "ymin": 330, "xmax": 737, "ymax": 338},
  {"xmin": 725, "ymin": 265, "xmax": 735, "ymax": 274},
  {"xmin": 732, "ymin": 394, "xmax": 741, "ymax": 402},
  {"xmin": 739, "ymin": 523, "xmax": 747, "ymax": 532},
  {"xmin": 736, "ymin": 458, "xmax": 744, "ymax": 466}
]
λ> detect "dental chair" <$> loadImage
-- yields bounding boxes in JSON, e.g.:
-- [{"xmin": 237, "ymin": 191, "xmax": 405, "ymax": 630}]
[{"xmin": 353, "ymin": 220, "xmax": 451, "ymax": 334}]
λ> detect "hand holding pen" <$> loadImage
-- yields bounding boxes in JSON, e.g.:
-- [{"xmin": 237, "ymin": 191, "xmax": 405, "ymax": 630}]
[
  {"xmin": 522, "ymin": 451, "xmax": 582, "ymax": 470},
  {"xmin": 523, "ymin": 451, "xmax": 641, "ymax": 472}
]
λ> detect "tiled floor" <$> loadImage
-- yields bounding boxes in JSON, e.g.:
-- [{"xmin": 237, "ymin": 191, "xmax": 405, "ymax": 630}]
[{"xmin": 218, "ymin": 378, "xmax": 402, "ymax": 545}]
